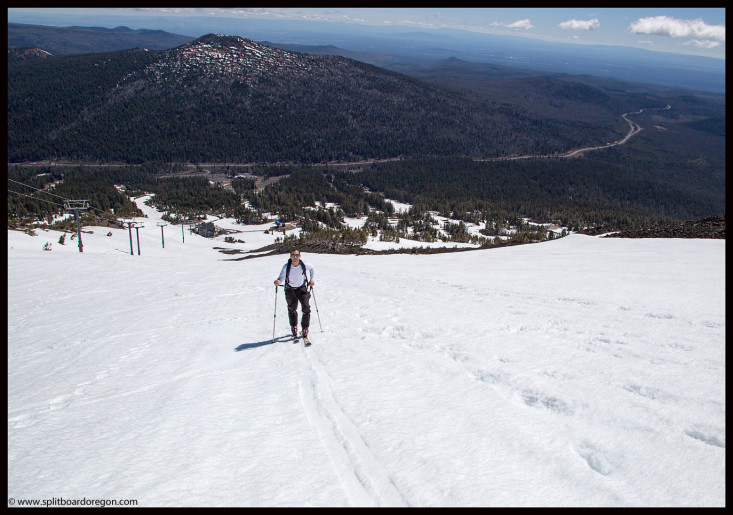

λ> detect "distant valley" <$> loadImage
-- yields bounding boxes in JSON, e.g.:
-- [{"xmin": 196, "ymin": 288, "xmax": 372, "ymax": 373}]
[
  {"xmin": 8, "ymin": 22, "xmax": 724, "ymax": 93},
  {"xmin": 7, "ymin": 22, "xmax": 193, "ymax": 54},
  {"xmin": 7, "ymin": 26, "xmax": 725, "ymax": 243}
]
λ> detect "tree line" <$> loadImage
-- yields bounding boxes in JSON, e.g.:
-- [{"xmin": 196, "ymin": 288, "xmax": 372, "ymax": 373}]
[
  {"xmin": 8, "ymin": 165, "xmax": 150, "ymax": 228},
  {"xmin": 8, "ymin": 133, "xmax": 724, "ymax": 244},
  {"xmin": 338, "ymin": 151, "xmax": 724, "ymax": 230}
]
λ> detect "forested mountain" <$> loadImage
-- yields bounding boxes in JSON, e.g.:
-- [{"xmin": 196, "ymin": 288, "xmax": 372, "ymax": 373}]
[
  {"xmin": 8, "ymin": 33, "xmax": 633, "ymax": 164},
  {"xmin": 8, "ymin": 23, "xmax": 194, "ymax": 55}
]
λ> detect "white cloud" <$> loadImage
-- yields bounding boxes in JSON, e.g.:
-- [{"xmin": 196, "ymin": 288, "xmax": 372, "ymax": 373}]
[
  {"xmin": 559, "ymin": 19, "xmax": 600, "ymax": 31},
  {"xmin": 629, "ymin": 16, "xmax": 725, "ymax": 42},
  {"xmin": 505, "ymin": 19, "xmax": 534, "ymax": 30},
  {"xmin": 684, "ymin": 39, "xmax": 721, "ymax": 49}
]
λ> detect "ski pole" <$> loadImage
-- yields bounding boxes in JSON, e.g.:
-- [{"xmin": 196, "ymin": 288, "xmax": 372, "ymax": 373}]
[
  {"xmin": 272, "ymin": 285, "xmax": 279, "ymax": 342},
  {"xmin": 310, "ymin": 285, "xmax": 323, "ymax": 332}
]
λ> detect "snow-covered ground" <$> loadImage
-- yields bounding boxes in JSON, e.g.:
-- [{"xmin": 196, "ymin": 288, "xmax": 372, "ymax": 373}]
[{"xmin": 7, "ymin": 197, "xmax": 725, "ymax": 507}]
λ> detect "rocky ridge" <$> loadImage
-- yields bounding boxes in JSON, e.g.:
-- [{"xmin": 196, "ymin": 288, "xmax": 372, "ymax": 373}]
[
  {"xmin": 603, "ymin": 216, "xmax": 725, "ymax": 239},
  {"xmin": 128, "ymin": 34, "xmax": 336, "ymax": 88},
  {"xmin": 7, "ymin": 47, "xmax": 53, "ymax": 60}
]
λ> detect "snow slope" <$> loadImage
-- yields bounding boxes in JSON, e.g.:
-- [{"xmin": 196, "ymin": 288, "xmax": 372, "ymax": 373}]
[{"xmin": 7, "ymin": 199, "xmax": 725, "ymax": 507}]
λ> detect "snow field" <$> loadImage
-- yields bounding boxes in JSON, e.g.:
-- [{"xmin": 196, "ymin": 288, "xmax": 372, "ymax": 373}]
[{"xmin": 7, "ymin": 199, "xmax": 725, "ymax": 507}]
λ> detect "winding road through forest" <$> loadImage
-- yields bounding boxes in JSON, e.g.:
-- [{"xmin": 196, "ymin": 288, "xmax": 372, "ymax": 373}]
[
  {"xmin": 10, "ymin": 105, "xmax": 671, "ymax": 169},
  {"xmin": 476, "ymin": 104, "xmax": 671, "ymax": 162}
]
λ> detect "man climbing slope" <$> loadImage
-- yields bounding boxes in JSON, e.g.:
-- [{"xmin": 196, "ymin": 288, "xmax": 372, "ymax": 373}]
[{"xmin": 274, "ymin": 249, "xmax": 315, "ymax": 343}]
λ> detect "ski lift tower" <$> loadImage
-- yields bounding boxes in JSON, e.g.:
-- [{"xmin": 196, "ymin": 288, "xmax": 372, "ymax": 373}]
[
  {"xmin": 156, "ymin": 221, "xmax": 167, "ymax": 248},
  {"xmin": 180, "ymin": 219, "xmax": 191, "ymax": 243},
  {"xmin": 123, "ymin": 219, "xmax": 140, "ymax": 255},
  {"xmin": 64, "ymin": 200, "xmax": 89, "ymax": 253}
]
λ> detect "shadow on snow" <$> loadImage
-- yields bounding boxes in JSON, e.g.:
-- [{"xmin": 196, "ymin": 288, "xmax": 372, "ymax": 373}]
[{"xmin": 235, "ymin": 334, "xmax": 293, "ymax": 351}]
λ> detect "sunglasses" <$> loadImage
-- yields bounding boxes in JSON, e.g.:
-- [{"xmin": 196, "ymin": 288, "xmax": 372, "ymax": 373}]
[{"xmin": 290, "ymin": 253, "xmax": 300, "ymax": 257}]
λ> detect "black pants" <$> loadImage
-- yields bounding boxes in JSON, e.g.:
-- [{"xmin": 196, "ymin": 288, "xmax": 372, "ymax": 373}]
[{"xmin": 285, "ymin": 286, "xmax": 311, "ymax": 330}]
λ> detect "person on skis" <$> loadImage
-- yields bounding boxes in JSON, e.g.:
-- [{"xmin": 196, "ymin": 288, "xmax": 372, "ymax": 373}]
[{"xmin": 274, "ymin": 249, "xmax": 315, "ymax": 339}]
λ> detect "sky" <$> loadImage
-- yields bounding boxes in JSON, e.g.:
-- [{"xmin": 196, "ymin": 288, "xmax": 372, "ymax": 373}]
[
  {"xmin": 7, "ymin": 7, "xmax": 726, "ymax": 59},
  {"xmin": 8, "ymin": 195, "xmax": 725, "ymax": 506}
]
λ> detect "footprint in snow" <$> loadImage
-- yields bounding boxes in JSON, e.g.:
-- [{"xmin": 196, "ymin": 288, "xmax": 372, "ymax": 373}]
[
  {"xmin": 521, "ymin": 390, "xmax": 573, "ymax": 415},
  {"xmin": 578, "ymin": 443, "xmax": 613, "ymax": 475},
  {"xmin": 684, "ymin": 427, "xmax": 725, "ymax": 448},
  {"xmin": 48, "ymin": 394, "xmax": 73, "ymax": 411},
  {"xmin": 644, "ymin": 312, "xmax": 675, "ymax": 319},
  {"xmin": 8, "ymin": 412, "xmax": 38, "ymax": 429}
]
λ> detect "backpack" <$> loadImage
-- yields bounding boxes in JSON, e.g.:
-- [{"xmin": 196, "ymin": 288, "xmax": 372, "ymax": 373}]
[{"xmin": 285, "ymin": 259, "xmax": 308, "ymax": 289}]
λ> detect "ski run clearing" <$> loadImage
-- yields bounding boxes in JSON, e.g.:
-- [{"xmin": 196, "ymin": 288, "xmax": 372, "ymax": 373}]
[{"xmin": 7, "ymin": 196, "xmax": 725, "ymax": 507}]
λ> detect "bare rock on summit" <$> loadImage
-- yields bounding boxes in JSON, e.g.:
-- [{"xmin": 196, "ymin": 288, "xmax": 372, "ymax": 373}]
[{"xmin": 8, "ymin": 47, "xmax": 53, "ymax": 60}]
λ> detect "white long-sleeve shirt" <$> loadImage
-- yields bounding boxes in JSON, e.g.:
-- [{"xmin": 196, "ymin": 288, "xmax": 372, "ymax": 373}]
[{"xmin": 276, "ymin": 260, "xmax": 315, "ymax": 288}]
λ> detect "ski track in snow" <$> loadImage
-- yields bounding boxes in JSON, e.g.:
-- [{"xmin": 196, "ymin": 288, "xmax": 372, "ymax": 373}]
[{"xmin": 298, "ymin": 342, "xmax": 409, "ymax": 507}]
